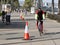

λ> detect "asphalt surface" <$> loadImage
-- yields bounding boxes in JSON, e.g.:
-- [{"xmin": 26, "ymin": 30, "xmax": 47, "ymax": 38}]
[{"xmin": 0, "ymin": 12, "xmax": 60, "ymax": 45}]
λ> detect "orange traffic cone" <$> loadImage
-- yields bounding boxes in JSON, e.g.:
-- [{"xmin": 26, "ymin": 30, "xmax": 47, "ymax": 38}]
[{"xmin": 24, "ymin": 21, "xmax": 29, "ymax": 40}]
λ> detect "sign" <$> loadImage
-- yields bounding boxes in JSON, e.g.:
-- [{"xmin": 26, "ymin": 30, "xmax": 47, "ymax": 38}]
[{"xmin": 31, "ymin": 7, "xmax": 35, "ymax": 14}]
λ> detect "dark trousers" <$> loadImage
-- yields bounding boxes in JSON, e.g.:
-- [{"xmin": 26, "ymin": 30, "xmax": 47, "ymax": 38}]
[
  {"xmin": 37, "ymin": 20, "xmax": 43, "ymax": 33},
  {"xmin": 2, "ymin": 15, "xmax": 5, "ymax": 23},
  {"xmin": 37, "ymin": 20, "xmax": 43, "ymax": 27},
  {"xmin": 2, "ymin": 16, "xmax": 4, "ymax": 21},
  {"xmin": 6, "ymin": 15, "xmax": 10, "ymax": 23}
]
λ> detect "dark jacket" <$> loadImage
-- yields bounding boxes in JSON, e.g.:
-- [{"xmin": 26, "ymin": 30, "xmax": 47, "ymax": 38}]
[
  {"xmin": 37, "ymin": 10, "xmax": 43, "ymax": 20},
  {"xmin": 2, "ymin": 11, "xmax": 6, "ymax": 16}
]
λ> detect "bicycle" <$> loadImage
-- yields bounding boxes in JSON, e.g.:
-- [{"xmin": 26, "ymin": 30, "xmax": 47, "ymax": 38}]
[{"xmin": 38, "ymin": 20, "xmax": 43, "ymax": 36}]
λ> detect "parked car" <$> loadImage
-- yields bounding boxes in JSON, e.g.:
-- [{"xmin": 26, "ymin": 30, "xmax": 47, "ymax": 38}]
[
  {"xmin": 46, "ymin": 7, "xmax": 59, "ymax": 14},
  {"xmin": 41, "ymin": 6, "xmax": 59, "ymax": 14}
]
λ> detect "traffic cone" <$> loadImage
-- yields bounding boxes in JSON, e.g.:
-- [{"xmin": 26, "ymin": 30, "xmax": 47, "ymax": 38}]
[{"xmin": 24, "ymin": 21, "xmax": 29, "ymax": 40}]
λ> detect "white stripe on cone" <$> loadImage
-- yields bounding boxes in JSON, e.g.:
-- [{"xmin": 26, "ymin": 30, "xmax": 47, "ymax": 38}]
[{"xmin": 25, "ymin": 25, "xmax": 29, "ymax": 33}]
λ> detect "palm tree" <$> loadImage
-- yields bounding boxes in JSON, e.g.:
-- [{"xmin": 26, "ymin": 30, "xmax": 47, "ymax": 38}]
[
  {"xmin": 58, "ymin": 0, "xmax": 60, "ymax": 15},
  {"xmin": 52, "ymin": 0, "xmax": 54, "ymax": 15},
  {"xmin": 0, "ymin": 0, "xmax": 19, "ymax": 11}
]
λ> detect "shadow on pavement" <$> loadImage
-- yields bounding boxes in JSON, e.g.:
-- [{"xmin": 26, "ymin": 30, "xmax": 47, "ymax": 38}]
[
  {"xmin": 6, "ymin": 37, "xmax": 24, "ymax": 40},
  {"xmin": 1, "ymin": 37, "xmax": 60, "ymax": 45},
  {"xmin": 0, "ymin": 32, "xmax": 19, "ymax": 35},
  {"xmin": 0, "ymin": 21, "xmax": 25, "ymax": 29},
  {"xmin": 44, "ymin": 32, "xmax": 60, "ymax": 35},
  {"xmin": 6, "ymin": 36, "xmax": 35, "ymax": 40}
]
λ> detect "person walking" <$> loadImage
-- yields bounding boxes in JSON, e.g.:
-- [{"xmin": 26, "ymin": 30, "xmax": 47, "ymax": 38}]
[
  {"xmin": 2, "ymin": 11, "xmax": 6, "ymax": 23},
  {"xmin": 20, "ymin": 10, "xmax": 24, "ymax": 20},
  {"xmin": 6, "ymin": 10, "xmax": 11, "ymax": 25}
]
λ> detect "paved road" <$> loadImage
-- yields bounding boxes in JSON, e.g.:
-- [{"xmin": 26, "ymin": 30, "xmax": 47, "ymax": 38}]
[{"xmin": 0, "ymin": 12, "xmax": 60, "ymax": 45}]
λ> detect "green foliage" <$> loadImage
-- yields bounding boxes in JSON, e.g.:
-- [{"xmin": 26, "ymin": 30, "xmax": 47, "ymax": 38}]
[
  {"xmin": 23, "ymin": 0, "xmax": 33, "ymax": 10},
  {"xmin": 13, "ymin": 0, "xmax": 19, "ymax": 8},
  {"xmin": 0, "ymin": 12, "xmax": 2, "ymax": 16},
  {"xmin": 0, "ymin": 0, "xmax": 19, "ymax": 8}
]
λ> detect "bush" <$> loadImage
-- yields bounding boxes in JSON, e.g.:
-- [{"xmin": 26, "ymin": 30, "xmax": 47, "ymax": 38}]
[
  {"xmin": 0, "ymin": 12, "xmax": 2, "ymax": 16},
  {"xmin": 47, "ymin": 14, "xmax": 60, "ymax": 22},
  {"xmin": 47, "ymin": 14, "xmax": 54, "ymax": 20}
]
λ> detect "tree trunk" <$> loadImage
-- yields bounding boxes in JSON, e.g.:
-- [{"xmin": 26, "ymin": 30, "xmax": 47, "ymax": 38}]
[
  {"xmin": 0, "ymin": 4, "xmax": 1, "ymax": 12},
  {"xmin": 52, "ymin": 0, "xmax": 54, "ymax": 15},
  {"xmin": 58, "ymin": 0, "xmax": 60, "ymax": 15},
  {"xmin": 0, "ymin": 0, "xmax": 2, "ymax": 12},
  {"xmin": 38, "ymin": 0, "xmax": 42, "ymax": 8}
]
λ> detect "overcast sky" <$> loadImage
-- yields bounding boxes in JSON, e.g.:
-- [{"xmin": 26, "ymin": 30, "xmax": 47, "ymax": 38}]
[
  {"xmin": 18, "ymin": 0, "xmax": 25, "ymax": 6},
  {"xmin": 18, "ymin": 0, "xmax": 58, "ymax": 4},
  {"xmin": 19, "ymin": 0, "xmax": 25, "ymax": 1},
  {"xmin": 18, "ymin": 0, "xmax": 58, "ymax": 6},
  {"xmin": 43, "ymin": 0, "xmax": 58, "ymax": 3}
]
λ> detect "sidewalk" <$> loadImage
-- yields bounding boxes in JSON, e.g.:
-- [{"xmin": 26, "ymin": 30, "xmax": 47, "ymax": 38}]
[
  {"xmin": 44, "ymin": 18, "xmax": 60, "ymax": 33},
  {"xmin": 0, "ymin": 18, "xmax": 60, "ymax": 45},
  {"xmin": 0, "ymin": 12, "xmax": 60, "ymax": 45}
]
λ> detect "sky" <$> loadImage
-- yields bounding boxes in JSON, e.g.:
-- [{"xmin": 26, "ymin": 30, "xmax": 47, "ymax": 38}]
[
  {"xmin": 18, "ymin": 0, "xmax": 58, "ymax": 7},
  {"xmin": 42, "ymin": 0, "xmax": 58, "ymax": 8},
  {"xmin": 19, "ymin": 0, "xmax": 25, "ymax": 1},
  {"xmin": 43, "ymin": 0, "xmax": 58, "ymax": 3},
  {"xmin": 18, "ymin": 0, "xmax": 25, "ymax": 6}
]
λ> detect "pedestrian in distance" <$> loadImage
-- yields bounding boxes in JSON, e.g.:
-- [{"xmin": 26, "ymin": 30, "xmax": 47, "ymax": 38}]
[
  {"xmin": 2, "ymin": 11, "xmax": 6, "ymax": 23},
  {"xmin": 20, "ymin": 10, "xmax": 24, "ymax": 20},
  {"xmin": 24, "ymin": 9, "xmax": 27, "ymax": 15},
  {"xmin": 6, "ymin": 11, "xmax": 11, "ymax": 25}
]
